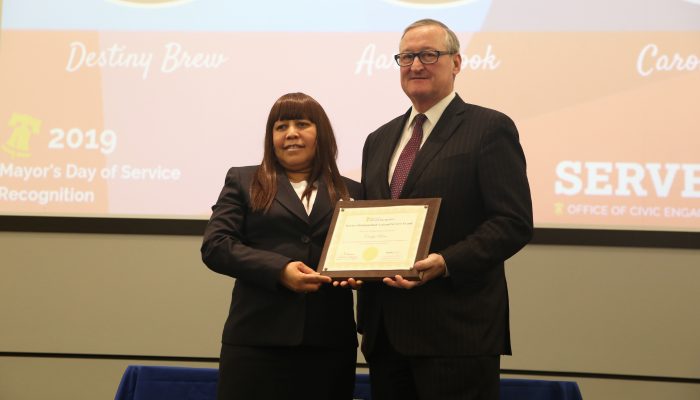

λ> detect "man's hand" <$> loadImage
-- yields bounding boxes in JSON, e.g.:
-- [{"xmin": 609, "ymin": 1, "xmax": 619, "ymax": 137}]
[
  {"xmin": 383, "ymin": 253, "xmax": 446, "ymax": 289},
  {"xmin": 280, "ymin": 261, "xmax": 332, "ymax": 293}
]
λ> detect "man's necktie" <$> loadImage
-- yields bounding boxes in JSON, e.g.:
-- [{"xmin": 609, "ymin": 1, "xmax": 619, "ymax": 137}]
[{"xmin": 390, "ymin": 114, "xmax": 427, "ymax": 199}]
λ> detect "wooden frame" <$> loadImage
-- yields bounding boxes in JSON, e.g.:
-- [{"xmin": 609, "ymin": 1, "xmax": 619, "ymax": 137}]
[{"xmin": 317, "ymin": 198, "xmax": 441, "ymax": 281}]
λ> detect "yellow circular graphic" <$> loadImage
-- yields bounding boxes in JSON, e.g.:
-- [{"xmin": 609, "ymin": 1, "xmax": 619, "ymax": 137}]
[{"xmin": 363, "ymin": 247, "xmax": 379, "ymax": 262}]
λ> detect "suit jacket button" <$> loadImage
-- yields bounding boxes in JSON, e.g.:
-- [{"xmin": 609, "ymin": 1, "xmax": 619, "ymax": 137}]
[{"xmin": 300, "ymin": 235, "xmax": 310, "ymax": 244}]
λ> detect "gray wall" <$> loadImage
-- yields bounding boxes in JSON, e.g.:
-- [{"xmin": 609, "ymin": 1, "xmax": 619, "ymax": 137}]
[{"xmin": 1, "ymin": 231, "xmax": 699, "ymax": 399}]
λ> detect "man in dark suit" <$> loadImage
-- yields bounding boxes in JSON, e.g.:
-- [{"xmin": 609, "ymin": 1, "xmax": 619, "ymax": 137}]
[{"xmin": 358, "ymin": 19, "xmax": 533, "ymax": 400}]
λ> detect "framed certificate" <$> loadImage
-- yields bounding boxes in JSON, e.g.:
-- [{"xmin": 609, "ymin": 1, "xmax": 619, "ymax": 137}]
[{"xmin": 317, "ymin": 198, "xmax": 441, "ymax": 281}]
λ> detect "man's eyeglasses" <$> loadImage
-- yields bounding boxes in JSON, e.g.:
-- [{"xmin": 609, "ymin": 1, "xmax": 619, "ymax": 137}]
[{"xmin": 393, "ymin": 50, "xmax": 455, "ymax": 67}]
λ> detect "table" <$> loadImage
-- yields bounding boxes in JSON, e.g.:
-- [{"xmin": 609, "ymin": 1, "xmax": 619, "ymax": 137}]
[
  {"xmin": 115, "ymin": 365, "xmax": 217, "ymax": 400},
  {"xmin": 115, "ymin": 365, "xmax": 582, "ymax": 400},
  {"xmin": 501, "ymin": 378, "xmax": 583, "ymax": 400}
]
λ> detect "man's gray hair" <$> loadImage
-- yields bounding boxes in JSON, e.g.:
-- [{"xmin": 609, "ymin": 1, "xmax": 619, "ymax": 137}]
[{"xmin": 401, "ymin": 19, "xmax": 460, "ymax": 54}]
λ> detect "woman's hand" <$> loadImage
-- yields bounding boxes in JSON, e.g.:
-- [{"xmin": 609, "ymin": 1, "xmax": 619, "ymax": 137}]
[{"xmin": 280, "ymin": 261, "xmax": 332, "ymax": 293}]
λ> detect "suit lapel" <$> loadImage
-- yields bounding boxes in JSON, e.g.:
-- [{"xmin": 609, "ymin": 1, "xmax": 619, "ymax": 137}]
[
  {"xmin": 308, "ymin": 178, "xmax": 332, "ymax": 228},
  {"xmin": 274, "ymin": 171, "xmax": 309, "ymax": 223},
  {"xmin": 377, "ymin": 110, "xmax": 412, "ymax": 199},
  {"xmin": 400, "ymin": 95, "xmax": 466, "ymax": 198},
  {"xmin": 275, "ymin": 169, "xmax": 335, "ymax": 227}
]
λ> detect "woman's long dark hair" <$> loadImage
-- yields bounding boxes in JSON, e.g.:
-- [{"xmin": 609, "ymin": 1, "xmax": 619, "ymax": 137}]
[{"xmin": 250, "ymin": 92, "xmax": 349, "ymax": 212}]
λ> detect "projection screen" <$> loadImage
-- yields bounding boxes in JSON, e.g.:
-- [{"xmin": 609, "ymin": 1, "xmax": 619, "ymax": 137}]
[{"xmin": 1, "ymin": 0, "xmax": 699, "ymax": 238}]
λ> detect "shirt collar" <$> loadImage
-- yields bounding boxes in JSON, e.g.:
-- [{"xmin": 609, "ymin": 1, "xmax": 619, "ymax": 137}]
[{"xmin": 409, "ymin": 91, "xmax": 456, "ymax": 127}]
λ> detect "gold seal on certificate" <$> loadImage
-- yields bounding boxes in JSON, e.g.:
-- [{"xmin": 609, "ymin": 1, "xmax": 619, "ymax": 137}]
[{"xmin": 317, "ymin": 198, "xmax": 441, "ymax": 280}]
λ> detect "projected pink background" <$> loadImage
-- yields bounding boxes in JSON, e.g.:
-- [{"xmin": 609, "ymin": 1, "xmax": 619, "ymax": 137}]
[{"xmin": 0, "ymin": 15, "xmax": 698, "ymax": 231}]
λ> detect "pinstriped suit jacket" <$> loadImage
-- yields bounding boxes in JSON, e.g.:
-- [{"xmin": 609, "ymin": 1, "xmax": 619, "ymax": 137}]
[{"xmin": 358, "ymin": 94, "xmax": 533, "ymax": 357}]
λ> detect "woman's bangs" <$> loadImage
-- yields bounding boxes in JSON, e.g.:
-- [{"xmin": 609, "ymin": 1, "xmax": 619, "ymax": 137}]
[{"xmin": 271, "ymin": 96, "xmax": 320, "ymax": 123}]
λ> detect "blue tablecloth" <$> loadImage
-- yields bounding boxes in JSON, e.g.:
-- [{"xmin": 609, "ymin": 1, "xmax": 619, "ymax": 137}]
[
  {"xmin": 500, "ymin": 378, "xmax": 583, "ymax": 400},
  {"xmin": 115, "ymin": 365, "xmax": 582, "ymax": 400},
  {"xmin": 115, "ymin": 365, "xmax": 217, "ymax": 400}
]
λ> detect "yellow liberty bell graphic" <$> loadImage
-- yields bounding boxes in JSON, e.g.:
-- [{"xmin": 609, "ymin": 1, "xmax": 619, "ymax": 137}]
[{"xmin": 2, "ymin": 113, "xmax": 42, "ymax": 158}]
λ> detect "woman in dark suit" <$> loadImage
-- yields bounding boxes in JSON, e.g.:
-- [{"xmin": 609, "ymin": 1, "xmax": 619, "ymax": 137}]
[{"xmin": 201, "ymin": 92, "xmax": 362, "ymax": 400}]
